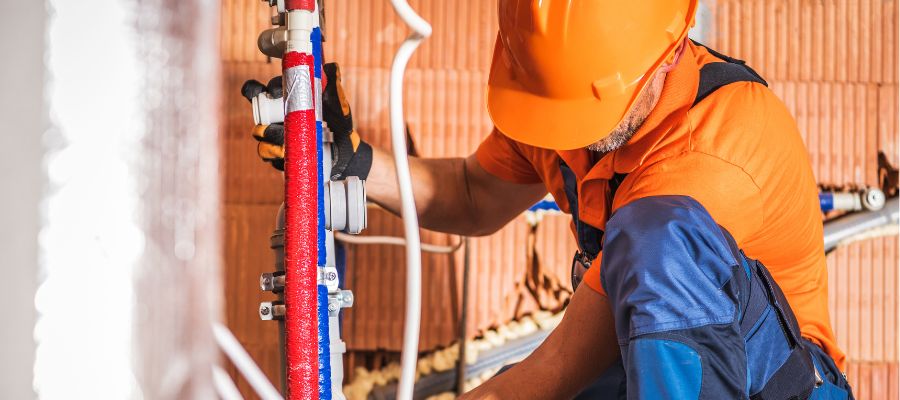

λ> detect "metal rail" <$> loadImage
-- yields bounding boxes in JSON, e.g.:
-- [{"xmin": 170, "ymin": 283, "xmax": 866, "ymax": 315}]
[
  {"xmin": 824, "ymin": 197, "xmax": 899, "ymax": 252},
  {"xmin": 368, "ymin": 329, "xmax": 553, "ymax": 400}
]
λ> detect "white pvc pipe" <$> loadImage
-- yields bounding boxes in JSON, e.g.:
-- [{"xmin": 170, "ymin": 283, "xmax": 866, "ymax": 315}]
[
  {"xmin": 390, "ymin": 0, "xmax": 433, "ymax": 40},
  {"xmin": 212, "ymin": 323, "xmax": 283, "ymax": 400},
  {"xmin": 212, "ymin": 365, "xmax": 244, "ymax": 400},
  {"xmin": 387, "ymin": 1, "xmax": 432, "ymax": 399}
]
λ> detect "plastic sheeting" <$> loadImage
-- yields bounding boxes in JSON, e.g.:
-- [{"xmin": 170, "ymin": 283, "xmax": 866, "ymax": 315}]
[
  {"xmin": 38, "ymin": 1, "xmax": 144, "ymax": 398},
  {"xmin": 132, "ymin": 0, "xmax": 223, "ymax": 398},
  {"xmin": 37, "ymin": 0, "xmax": 224, "ymax": 398}
]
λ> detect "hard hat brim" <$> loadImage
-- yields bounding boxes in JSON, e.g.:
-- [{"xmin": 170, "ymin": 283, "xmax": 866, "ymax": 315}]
[
  {"xmin": 486, "ymin": 26, "xmax": 688, "ymax": 151},
  {"xmin": 487, "ymin": 78, "xmax": 634, "ymax": 151}
]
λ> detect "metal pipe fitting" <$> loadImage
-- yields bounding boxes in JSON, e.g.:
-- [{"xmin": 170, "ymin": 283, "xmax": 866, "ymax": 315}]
[{"xmin": 258, "ymin": 27, "xmax": 287, "ymax": 59}]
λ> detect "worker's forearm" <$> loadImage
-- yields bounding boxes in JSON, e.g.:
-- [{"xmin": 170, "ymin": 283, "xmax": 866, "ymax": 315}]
[
  {"xmin": 364, "ymin": 147, "xmax": 481, "ymax": 235},
  {"xmin": 461, "ymin": 286, "xmax": 620, "ymax": 399}
]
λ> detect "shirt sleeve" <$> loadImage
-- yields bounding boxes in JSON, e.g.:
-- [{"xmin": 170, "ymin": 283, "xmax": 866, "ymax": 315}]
[
  {"xmin": 475, "ymin": 128, "xmax": 543, "ymax": 184},
  {"xmin": 582, "ymin": 253, "xmax": 605, "ymax": 294},
  {"xmin": 581, "ymin": 151, "xmax": 765, "ymax": 296}
]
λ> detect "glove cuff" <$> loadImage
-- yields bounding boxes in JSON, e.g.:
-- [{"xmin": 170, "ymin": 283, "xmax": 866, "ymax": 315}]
[{"xmin": 333, "ymin": 141, "xmax": 373, "ymax": 180}]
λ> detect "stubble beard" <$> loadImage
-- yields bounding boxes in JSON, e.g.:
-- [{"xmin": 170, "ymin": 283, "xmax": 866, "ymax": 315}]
[
  {"xmin": 585, "ymin": 113, "xmax": 649, "ymax": 153},
  {"xmin": 586, "ymin": 72, "xmax": 665, "ymax": 154}
]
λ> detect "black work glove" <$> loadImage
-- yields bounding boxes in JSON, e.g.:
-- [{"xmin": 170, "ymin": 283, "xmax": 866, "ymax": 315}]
[
  {"xmin": 322, "ymin": 63, "xmax": 373, "ymax": 180},
  {"xmin": 240, "ymin": 63, "xmax": 372, "ymax": 179},
  {"xmin": 241, "ymin": 76, "xmax": 286, "ymax": 171}
]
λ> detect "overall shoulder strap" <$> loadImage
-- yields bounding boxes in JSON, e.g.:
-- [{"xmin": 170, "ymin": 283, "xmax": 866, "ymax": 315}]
[
  {"xmin": 559, "ymin": 160, "xmax": 604, "ymax": 258},
  {"xmin": 559, "ymin": 43, "xmax": 768, "ymax": 259},
  {"xmin": 691, "ymin": 40, "xmax": 768, "ymax": 106}
]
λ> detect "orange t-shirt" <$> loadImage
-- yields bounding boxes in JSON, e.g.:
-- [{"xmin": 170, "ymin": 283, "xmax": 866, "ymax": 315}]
[{"xmin": 475, "ymin": 41, "xmax": 844, "ymax": 368}]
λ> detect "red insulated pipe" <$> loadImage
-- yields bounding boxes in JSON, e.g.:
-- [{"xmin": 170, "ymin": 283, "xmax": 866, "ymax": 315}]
[
  {"xmin": 282, "ymin": 49, "xmax": 320, "ymax": 400},
  {"xmin": 285, "ymin": 0, "xmax": 315, "ymax": 11}
]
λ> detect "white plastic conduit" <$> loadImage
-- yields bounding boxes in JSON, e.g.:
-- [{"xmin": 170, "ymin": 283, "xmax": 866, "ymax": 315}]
[
  {"xmin": 387, "ymin": 1, "xmax": 432, "ymax": 400},
  {"xmin": 211, "ymin": 365, "xmax": 244, "ymax": 400},
  {"xmin": 212, "ymin": 322, "xmax": 283, "ymax": 400},
  {"xmin": 334, "ymin": 232, "xmax": 464, "ymax": 254}
]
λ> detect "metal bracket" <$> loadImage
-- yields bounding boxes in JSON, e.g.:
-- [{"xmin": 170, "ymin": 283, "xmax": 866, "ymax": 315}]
[
  {"xmin": 259, "ymin": 301, "xmax": 286, "ymax": 321},
  {"xmin": 318, "ymin": 266, "xmax": 340, "ymax": 292},
  {"xmin": 260, "ymin": 271, "xmax": 286, "ymax": 292},
  {"xmin": 328, "ymin": 290, "xmax": 354, "ymax": 317}
]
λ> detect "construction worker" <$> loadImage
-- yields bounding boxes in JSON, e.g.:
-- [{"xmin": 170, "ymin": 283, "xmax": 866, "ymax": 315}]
[{"xmin": 243, "ymin": 1, "xmax": 854, "ymax": 398}]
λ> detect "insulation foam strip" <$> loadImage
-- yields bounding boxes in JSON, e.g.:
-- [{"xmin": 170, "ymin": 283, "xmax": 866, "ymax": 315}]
[
  {"xmin": 312, "ymin": 26, "xmax": 327, "ymax": 267},
  {"xmin": 283, "ymin": 50, "xmax": 320, "ymax": 400},
  {"xmin": 317, "ymin": 286, "xmax": 332, "ymax": 400},
  {"xmin": 311, "ymin": 25, "xmax": 332, "ymax": 400}
]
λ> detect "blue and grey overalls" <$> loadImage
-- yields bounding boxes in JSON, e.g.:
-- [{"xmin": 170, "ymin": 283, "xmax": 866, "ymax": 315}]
[{"xmin": 563, "ymin": 42, "xmax": 855, "ymax": 400}]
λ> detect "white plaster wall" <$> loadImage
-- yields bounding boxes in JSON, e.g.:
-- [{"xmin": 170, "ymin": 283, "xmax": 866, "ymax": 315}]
[{"xmin": 0, "ymin": 2, "xmax": 45, "ymax": 399}]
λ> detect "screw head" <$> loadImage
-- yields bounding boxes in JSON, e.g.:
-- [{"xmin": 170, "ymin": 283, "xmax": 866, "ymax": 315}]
[
  {"xmin": 326, "ymin": 271, "xmax": 338, "ymax": 281},
  {"xmin": 260, "ymin": 306, "xmax": 270, "ymax": 316}
]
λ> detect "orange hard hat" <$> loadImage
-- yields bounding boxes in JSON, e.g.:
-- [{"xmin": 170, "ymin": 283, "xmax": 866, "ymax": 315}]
[{"xmin": 486, "ymin": 0, "xmax": 698, "ymax": 150}]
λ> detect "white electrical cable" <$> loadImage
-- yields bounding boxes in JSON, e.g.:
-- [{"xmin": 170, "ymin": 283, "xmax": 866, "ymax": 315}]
[
  {"xmin": 334, "ymin": 232, "xmax": 464, "ymax": 254},
  {"xmin": 212, "ymin": 323, "xmax": 283, "ymax": 400},
  {"xmin": 387, "ymin": 1, "xmax": 432, "ymax": 399},
  {"xmin": 211, "ymin": 365, "xmax": 244, "ymax": 400}
]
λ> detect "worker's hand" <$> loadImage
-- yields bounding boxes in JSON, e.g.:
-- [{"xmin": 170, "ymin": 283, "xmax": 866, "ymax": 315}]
[
  {"xmin": 323, "ymin": 63, "xmax": 372, "ymax": 180},
  {"xmin": 239, "ymin": 63, "xmax": 372, "ymax": 179},
  {"xmin": 241, "ymin": 76, "xmax": 286, "ymax": 171}
]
